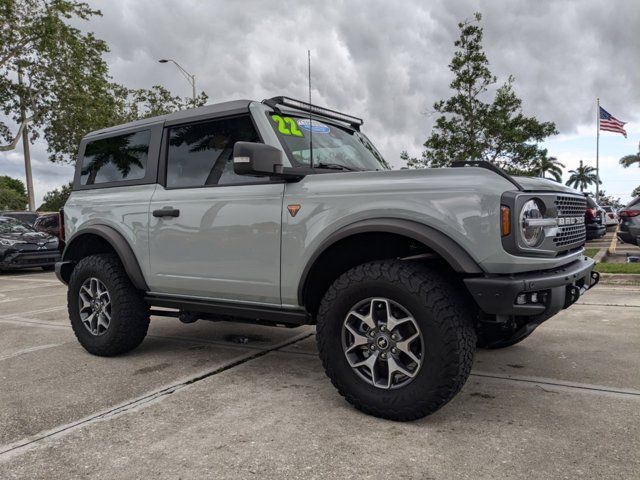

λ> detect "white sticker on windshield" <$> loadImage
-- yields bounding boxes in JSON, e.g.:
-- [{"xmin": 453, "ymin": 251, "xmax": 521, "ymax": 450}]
[{"xmin": 297, "ymin": 119, "xmax": 330, "ymax": 133}]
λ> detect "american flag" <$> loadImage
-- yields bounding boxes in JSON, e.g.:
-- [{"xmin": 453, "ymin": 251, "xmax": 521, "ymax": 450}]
[{"xmin": 599, "ymin": 106, "xmax": 627, "ymax": 138}]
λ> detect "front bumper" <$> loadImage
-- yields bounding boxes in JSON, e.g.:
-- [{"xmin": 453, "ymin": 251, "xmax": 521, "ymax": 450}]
[
  {"xmin": 0, "ymin": 249, "xmax": 61, "ymax": 269},
  {"xmin": 464, "ymin": 256, "xmax": 599, "ymax": 320}
]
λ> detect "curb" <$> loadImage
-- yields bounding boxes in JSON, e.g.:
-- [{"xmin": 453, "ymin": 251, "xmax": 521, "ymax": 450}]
[
  {"xmin": 598, "ymin": 273, "xmax": 640, "ymax": 286},
  {"xmin": 593, "ymin": 248, "xmax": 608, "ymax": 264}
]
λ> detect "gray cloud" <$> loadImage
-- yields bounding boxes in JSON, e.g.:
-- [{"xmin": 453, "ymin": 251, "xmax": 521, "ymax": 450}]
[{"xmin": 2, "ymin": 0, "xmax": 639, "ymax": 204}]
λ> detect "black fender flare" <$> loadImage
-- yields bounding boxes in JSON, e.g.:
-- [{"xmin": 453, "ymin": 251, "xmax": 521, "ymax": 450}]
[
  {"xmin": 62, "ymin": 225, "xmax": 149, "ymax": 291},
  {"xmin": 297, "ymin": 218, "xmax": 483, "ymax": 305}
]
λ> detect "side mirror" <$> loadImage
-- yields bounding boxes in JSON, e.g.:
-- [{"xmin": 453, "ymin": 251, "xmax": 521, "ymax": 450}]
[{"xmin": 233, "ymin": 142, "xmax": 305, "ymax": 181}]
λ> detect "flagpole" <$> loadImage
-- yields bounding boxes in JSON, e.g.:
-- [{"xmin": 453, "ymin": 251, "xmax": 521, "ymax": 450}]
[{"xmin": 596, "ymin": 97, "xmax": 600, "ymax": 198}]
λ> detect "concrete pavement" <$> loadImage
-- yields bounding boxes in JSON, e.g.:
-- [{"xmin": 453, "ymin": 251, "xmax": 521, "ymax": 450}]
[{"xmin": 0, "ymin": 270, "xmax": 638, "ymax": 479}]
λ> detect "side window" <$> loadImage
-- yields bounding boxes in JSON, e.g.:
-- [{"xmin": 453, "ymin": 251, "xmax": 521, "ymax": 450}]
[
  {"xmin": 166, "ymin": 115, "xmax": 267, "ymax": 188},
  {"xmin": 81, "ymin": 130, "xmax": 151, "ymax": 185}
]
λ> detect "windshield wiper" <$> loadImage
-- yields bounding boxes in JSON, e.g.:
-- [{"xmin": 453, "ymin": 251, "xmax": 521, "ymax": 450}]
[{"xmin": 315, "ymin": 162, "xmax": 359, "ymax": 171}]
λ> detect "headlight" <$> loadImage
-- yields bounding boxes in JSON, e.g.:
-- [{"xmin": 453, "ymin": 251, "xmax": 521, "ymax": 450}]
[
  {"xmin": 520, "ymin": 199, "xmax": 545, "ymax": 247},
  {"xmin": 0, "ymin": 238, "xmax": 26, "ymax": 246}
]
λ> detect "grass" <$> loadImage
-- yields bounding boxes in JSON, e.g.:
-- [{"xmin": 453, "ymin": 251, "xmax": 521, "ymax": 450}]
[
  {"xmin": 594, "ymin": 263, "xmax": 640, "ymax": 274},
  {"xmin": 584, "ymin": 247, "xmax": 600, "ymax": 258}
]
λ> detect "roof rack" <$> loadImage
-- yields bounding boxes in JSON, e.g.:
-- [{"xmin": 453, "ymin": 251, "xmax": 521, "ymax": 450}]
[
  {"xmin": 451, "ymin": 160, "xmax": 524, "ymax": 191},
  {"xmin": 262, "ymin": 96, "xmax": 363, "ymax": 130}
]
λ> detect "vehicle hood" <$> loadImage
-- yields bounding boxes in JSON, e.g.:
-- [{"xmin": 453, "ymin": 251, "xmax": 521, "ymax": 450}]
[
  {"xmin": 512, "ymin": 176, "xmax": 578, "ymax": 194},
  {"xmin": 0, "ymin": 230, "xmax": 55, "ymax": 244}
]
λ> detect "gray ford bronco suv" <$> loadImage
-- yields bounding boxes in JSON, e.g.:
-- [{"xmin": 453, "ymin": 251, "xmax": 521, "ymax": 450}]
[{"xmin": 56, "ymin": 96, "xmax": 599, "ymax": 421}]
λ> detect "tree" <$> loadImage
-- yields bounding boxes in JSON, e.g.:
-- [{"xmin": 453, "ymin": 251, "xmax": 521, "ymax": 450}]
[
  {"xmin": 632, "ymin": 186, "xmax": 640, "ymax": 198},
  {"xmin": 619, "ymin": 142, "xmax": 640, "ymax": 168},
  {"xmin": 596, "ymin": 190, "xmax": 623, "ymax": 209},
  {"xmin": 408, "ymin": 13, "xmax": 557, "ymax": 170},
  {"xmin": 0, "ymin": 175, "xmax": 27, "ymax": 210},
  {"xmin": 37, "ymin": 182, "xmax": 72, "ymax": 211},
  {"xmin": 1, "ymin": 1, "xmax": 208, "ymax": 163},
  {"xmin": 530, "ymin": 152, "xmax": 564, "ymax": 182},
  {"xmin": 565, "ymin": 160, "xmax": 601, "ymax": 192},
  {"xmin": 1, "ymin": 1, "xmax": 110, "ymax": 156}
]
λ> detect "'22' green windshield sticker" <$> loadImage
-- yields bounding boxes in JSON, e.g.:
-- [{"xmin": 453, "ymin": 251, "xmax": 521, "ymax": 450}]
[{"xmin": 271, "ymin": 115, "xmax": 304, "ymax": 137}]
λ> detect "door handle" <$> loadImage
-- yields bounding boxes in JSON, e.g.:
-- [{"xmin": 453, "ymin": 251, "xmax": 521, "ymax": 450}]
[{"xmin": 153, "ymin": 207, "xmax": 180, "ymax": 218}]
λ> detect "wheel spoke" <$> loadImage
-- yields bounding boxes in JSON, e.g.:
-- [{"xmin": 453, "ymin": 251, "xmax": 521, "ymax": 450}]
[
  {"xmin": 349, "ymin": 311, "xmax": 376, "ymax": 331},
  {"xmin": 396, "ymin": 333, "xmax": 421, "ymax": 364},
  {"xmin": 344, "ymin": 324, "xmax": 369, "ymax": 353},
  {"xmin": 388, "ymin": 355, "xmax": 417, "ymax": 379},
  {"xmin": 386, "ymin": 314, "xmax": 414, "ymax": 332},
  {"xmin": 350, "ymin": 352, "xmax": 379, "ymax": 384},
  {"xmin": 97, "ymin": 312, "xmax": 109, "ymax": 330},
  {"xmin": 83, "ymin": 311, "xmax": 95, "ymax": 330},
  {"xmin": 79, "ymin": 293, "xmax": 92, "ymax": 312}
]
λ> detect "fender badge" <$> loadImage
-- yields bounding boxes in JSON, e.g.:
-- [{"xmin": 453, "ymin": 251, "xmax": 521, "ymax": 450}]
[{"xmin": 287, "ymin": 204, "xmax": 301, "ymax": 217}]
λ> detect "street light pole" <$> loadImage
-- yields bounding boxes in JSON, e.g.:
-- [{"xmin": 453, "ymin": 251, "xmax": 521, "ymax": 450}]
[{"xmin": 158, "ymin": 59, "xmax": 196, "ymax": 100}]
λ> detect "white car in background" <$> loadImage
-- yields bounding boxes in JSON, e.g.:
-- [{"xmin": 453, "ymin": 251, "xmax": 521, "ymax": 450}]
[{"xmin": 602, "ymin": 206, "xmax": 618, "ymax": 228}]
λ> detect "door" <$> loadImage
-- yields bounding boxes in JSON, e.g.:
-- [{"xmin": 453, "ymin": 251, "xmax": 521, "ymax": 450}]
[{"xmin": 148, "ymin": 115, "xmax": 284, "ymax": 305}]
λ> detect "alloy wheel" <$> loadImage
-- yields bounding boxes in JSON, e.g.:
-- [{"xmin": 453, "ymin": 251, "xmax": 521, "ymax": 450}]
[
  {"xmin": 78, "ymin": 277, "xmax": 112, "ymax": 336},
  {"xmin": 341, "ymin": 297, "xmax": 424, "ymax": 389}
]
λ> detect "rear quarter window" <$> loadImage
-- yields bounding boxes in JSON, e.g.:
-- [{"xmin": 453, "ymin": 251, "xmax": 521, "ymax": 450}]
[{"xmin": 80, "ymin": 130, "xmax": 151, "ymax": 185}]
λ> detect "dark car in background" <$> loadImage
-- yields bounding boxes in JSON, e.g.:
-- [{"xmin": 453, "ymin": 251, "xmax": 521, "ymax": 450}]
[
  {"xmin": 1, "ymin": 211, "xmax": 39, "ymax": 226},
  {"xmin": 33, "ymin": 212, "xmax": 61, "ymax": 238},
  {"xmin": 0, "ymin": 216, "xmax": 61, "ymax": 271},
  {"xmin": 618, "ymin": 197, "xmax": 640, "ymax": 245},
  {"xmin": 585, "ymin": 195, "xmax": 606, "ymax": 240}
]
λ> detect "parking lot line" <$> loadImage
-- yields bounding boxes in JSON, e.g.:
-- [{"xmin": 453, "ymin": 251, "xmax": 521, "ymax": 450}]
[
  {"xmin": 0, "ymin": 330, "xmax": 314, "ymax": 461},
  {"xmin": 0, "ymin": 284, "xmax": 63, "ymax": 294},
  {"xmin": 0, "ymin": 276, "xmax": 60, "ymax": 284},
  {"xmin": 0, "ymin": 344, "xmax": 65, "ymax": 362},
  {"xmin": 471, "ymin": 371, "xmax": 640, "ymax": 399},
  {"xmin": 0, "ymin": 306, "xmax": 66, "ymax": 320},
  {"xmin": 0, "ymin": 293, "xmax": 64, "ymax": 304}
]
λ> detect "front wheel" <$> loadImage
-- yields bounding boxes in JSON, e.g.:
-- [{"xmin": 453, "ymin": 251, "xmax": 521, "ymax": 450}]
[
  {"xmin": 68, "ymin": 253, "xmax": 150, "ymax": 356},
  {"xmin": 316, "ymin": 260, "xmax": 476, "ymax": 421}
]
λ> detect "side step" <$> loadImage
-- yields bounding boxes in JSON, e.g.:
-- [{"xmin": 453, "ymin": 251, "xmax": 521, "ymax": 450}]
[{"xmin": 145, "ymin": 295, "xmax": 311, "ymax": 327}]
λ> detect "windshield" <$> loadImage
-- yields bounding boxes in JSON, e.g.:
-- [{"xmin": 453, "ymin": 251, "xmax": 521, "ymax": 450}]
[
  {"xmin": 0, "ymin": 217, "xmax": 34, "ymax": 234},
  {"xmin": 267, "ymin": 113, "xmax": 390, "ymax": 171}
]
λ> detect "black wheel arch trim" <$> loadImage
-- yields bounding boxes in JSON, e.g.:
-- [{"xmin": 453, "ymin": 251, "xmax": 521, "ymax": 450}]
[
  {"xmin": 297, "ymin": 218, "xmax": 483, "ymax": 305},
  {"xmin": 61, "ymin": 225, "xmax": 149, "ymax": 291}
]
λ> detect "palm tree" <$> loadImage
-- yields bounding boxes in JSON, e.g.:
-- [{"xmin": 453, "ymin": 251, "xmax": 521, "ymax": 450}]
[
  {"xmin": 531, "ymin": 155, "xmax": 565, "ymax": 182},
  {"xmin": 565, "ymin": 160, "xmax": 601, "ymax": 192},
  {"xmin": 619, "ymin": 142, "xmax": 640, "ymax": 168}
]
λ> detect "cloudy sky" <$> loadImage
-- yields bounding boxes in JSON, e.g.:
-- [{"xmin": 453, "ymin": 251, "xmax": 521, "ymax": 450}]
[{"xmin": 1, "ymin": 0, "xmax": 639, "ymax": 205}]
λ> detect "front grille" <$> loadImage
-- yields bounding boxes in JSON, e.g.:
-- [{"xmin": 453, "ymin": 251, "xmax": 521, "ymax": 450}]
[
  {"xmin": 553, "ymin": 195, "xmax": 586, "ymax": 249},
  {"xmin": 8, "ymin": 251, "xmax": 60, "ymax": 266},
  {"xmin": 555, "ymin": 195, "xmax": 586, "ymax": 217}
]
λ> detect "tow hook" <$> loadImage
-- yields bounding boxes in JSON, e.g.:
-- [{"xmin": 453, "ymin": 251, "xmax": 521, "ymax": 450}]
[{"xmin": 564, "ymin": 285, "xmax": 581, "ymax": 309}]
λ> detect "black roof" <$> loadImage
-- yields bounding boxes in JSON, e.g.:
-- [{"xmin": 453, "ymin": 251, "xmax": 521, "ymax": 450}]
[{"xmin": 85, "ymin": 99, "xmax": 253, "ymax": 138}]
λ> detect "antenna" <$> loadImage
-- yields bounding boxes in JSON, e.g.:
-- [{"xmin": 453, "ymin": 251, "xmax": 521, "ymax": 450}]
[{"xmin": 308, "ymin": 49, "xmax": 313, "ymax": 169}]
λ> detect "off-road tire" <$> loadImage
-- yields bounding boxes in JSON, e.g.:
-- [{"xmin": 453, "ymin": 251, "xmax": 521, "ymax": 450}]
[
  {"xmin": 316, "ymin": 260, "xmax": 476, "ymax": 421},
  {"xmin": 68, "ymin": 253, "xmax": 149, "ymax": 356}
]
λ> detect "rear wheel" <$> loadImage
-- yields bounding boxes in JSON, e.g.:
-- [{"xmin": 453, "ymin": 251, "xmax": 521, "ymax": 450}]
[
  {"xmin": 316, "ymin": 260, "xmax": 476, "ymax": 421},
  {"xmin": 68, "ymin": 253, "xmax": 149, "ymax": 356}
]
